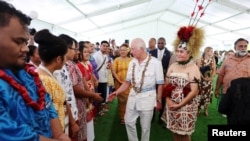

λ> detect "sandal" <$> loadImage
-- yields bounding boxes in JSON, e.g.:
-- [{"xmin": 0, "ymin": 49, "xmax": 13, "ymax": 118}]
[{"xmin": 98, "ymin": 111, "xmax": 105, "ymax": 117}]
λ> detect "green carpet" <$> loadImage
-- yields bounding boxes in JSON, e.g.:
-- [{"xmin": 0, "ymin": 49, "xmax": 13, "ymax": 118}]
[
  {"xmin": 94, "ymin": 97, "xmax": 226, "ymax": 141},
  {"xmin": 94, "ymin": 76, "xmax": 226, "ymax": 141}
]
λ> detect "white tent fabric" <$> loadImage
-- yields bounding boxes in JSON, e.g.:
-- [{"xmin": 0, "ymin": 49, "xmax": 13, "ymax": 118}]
[{"xmin": 5, "ymin": 0, "xmax": 250, "ymax": 51}]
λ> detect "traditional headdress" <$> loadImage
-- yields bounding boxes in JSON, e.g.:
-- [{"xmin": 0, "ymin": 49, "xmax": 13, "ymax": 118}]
[{"xmin": 173, "ymin": 0, "xmax": 212, "ymax": 59}]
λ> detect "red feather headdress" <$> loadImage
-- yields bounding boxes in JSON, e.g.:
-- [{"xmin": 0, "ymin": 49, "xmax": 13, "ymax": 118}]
[{"xmin": 173, "ymin": 0, "xmax": 212, "ymax": 59}]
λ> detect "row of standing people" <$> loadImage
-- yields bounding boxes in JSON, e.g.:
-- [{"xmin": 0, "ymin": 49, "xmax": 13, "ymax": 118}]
[
  {"xmin": 30, "ymin": 32, "xmax": 119, "ymax": 141},
  {"xmin": 0, "ymin": 2, "xmax": 108, "ymax": 140},
  {"xmin": 26, "ymin": 24, "xmax": 132, "ymax": 141},
  {"xmin": 29, "ymin": 30, "xmax": 105, "ymax": 141},
  {"xmin": 1, "ymin": 1, "xmax": 249, "ymax": 141},
  {"xmin": 27, "ymin": 29, "xmax": 133, "ymax": 141}
]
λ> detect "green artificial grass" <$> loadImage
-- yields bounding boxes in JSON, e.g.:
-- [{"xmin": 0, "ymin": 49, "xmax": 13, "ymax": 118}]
[
  {"xmin": 94, "ymin": 97, "xmax": 226, "ymax": 141},
  {"xmin": 94, "ymin": 76, "xmax": 226, "ymax": 141}
]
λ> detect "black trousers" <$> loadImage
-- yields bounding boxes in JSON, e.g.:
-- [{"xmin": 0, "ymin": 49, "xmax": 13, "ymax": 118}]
[{"xmin": 97, "ymin": 82, "xmax": 107, "ymax": 104}]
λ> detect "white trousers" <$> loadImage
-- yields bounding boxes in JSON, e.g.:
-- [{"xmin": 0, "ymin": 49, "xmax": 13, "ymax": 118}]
[
  {"xmin": 87, "ymin": 119, "xmax": 95, "ymax": 141},
  {"xmin": 124, "ymin": 108, "xmax": 154, "ymax": 141}
]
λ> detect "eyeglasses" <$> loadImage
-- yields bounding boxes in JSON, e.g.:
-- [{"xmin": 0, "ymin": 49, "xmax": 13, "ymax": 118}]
[
  {"xmin": 69, "ymin": 47, "xmax": 79, "ymax": 51},
  {"xmin": 158, "ymin": 42, "xmax": 165, "ymax": 44}
]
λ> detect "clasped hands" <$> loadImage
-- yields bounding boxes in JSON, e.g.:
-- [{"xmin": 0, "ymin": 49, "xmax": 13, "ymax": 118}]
[
  {"xmin": 108, "ymin": 91, "xmax": 118, "ymax": 102},
  {"xmin": 166, "ymin": 98, "xmax": 181, "ymax": 111}
]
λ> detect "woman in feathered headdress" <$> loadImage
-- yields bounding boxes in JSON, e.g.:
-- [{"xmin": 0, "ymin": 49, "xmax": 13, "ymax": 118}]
[{"xmin": 161, "ymin": 0, "xmax": 211, "ymax": 140}]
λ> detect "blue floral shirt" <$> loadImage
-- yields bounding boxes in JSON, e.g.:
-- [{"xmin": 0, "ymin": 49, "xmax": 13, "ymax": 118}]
[{"xmin": 0, "ymin": 69, "xmax": 58, "ymax": 141}]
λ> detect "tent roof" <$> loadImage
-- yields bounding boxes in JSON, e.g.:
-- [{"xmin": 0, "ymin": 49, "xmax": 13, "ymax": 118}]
[{"xmin": 6, "ymin": 0, "xmax": 250, "ymax": 50}]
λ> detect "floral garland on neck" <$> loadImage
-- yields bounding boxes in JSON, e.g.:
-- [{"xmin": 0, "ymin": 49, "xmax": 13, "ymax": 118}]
[
  {"xmin": 132, "ymin": 55, "xmax": 151, "ymax": 93},
  {"xmin": 0, "ymin": 64, "xmax": 46, "ymax": 110}
]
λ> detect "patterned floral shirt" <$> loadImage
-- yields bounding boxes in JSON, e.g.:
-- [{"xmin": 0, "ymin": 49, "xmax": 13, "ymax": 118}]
[{"xmin": 53, "ymin": 64, "xmax": 78, "ymax": 121}]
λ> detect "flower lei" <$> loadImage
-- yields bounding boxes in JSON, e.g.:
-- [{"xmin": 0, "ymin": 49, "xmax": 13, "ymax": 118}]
[
  {"xmin": 0, "ymin": 64, "xmax": 46, "ymax": 110},
  {"xmin": 162, "ymin": 83, "xmax": 176, "ymax": 98},
  {"xmin": 163, "ymin": 83, "xmax": 191, "ymax": 98},
  {"xmin": 132, "ymin": 55, "xmax": 151, "ymax": 93}
]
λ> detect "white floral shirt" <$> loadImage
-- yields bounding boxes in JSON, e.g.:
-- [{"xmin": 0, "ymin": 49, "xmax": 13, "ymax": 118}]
[{"xmin": 53, "ymin": 63, "xmax": 78, "ymax": 120}]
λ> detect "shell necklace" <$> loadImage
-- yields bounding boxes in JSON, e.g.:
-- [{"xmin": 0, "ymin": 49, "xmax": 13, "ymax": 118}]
[{"xmin": 132, "ymin": 55, "xmax": 151, "ymax": 93}]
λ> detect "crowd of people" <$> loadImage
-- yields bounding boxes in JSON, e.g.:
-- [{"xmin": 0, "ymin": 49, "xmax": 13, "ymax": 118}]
[{"xmin": 0, "ymin": 1, "xmax": 250, "ymax": 141}]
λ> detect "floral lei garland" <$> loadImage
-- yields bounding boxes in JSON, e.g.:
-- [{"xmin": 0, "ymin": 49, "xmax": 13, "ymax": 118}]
[
  {"xmin": 162, "ymin": 83, "xmax": 191, "ymax": 98},
  {"xmin": 0, "ymin": 64, "xmax": 46, "ymax": 110},
  {"xmin": 132, "ymin": 55, "xmax": 151, "ymax": 93},
  {"xmin": 163, "ymin": 77, "xmax": 200, "ymax": 98}
]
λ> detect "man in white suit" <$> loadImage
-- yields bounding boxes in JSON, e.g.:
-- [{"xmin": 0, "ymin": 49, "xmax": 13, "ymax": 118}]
[{"xmin": 109, "ymin": 38, "xmax": 164, "ymax": 141}]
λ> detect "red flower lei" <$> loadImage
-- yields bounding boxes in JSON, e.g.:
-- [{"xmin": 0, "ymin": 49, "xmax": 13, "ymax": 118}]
[
  {"xmin": 162, "ymin": 83, "xmax": 176, "ymax": 98},
  {"xmin": 0, "ymin": 64, "xmax": 46, "ymax": 110},
  {"xmin": 163, "ymin": 83, "xmax": 191, "ymax": 98}
]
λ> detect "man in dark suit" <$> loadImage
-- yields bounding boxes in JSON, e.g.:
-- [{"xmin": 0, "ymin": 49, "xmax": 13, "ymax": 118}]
[
  {"xmin": 149, "ymin": 37, "xmax": 172, "ymax": 124},
  {"xmin": 149, "ymin": 37, "xmax": 172, "ymax": 78}
]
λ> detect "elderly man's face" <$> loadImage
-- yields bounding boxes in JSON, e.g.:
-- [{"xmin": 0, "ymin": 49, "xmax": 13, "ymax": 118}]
[
  {"xmin": 130, "ymin": 44, "xmax": 142, "ymax": 59},
  {"xmin": 235, "ymin": 40, "xmax": 248, "ymax": 57}
]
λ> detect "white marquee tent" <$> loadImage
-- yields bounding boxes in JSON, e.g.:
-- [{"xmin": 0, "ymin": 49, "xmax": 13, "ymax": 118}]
[{"xmin": 5, "ymin": 0, "xmax": 250, "ymax": 51}]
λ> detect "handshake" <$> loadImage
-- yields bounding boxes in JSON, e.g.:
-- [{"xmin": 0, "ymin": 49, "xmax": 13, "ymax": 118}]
[{"xmin": 107, "ymin": 91, "xmax": 118, "ymax": 102}]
